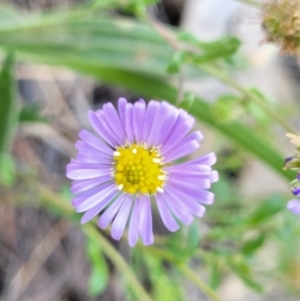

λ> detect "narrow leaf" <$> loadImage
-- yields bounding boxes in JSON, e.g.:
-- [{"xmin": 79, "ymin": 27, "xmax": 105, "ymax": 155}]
[
  {"xmin": 86, "ymin": 237, "xmax": 109, "ymax": 296},
  {"xmin": 247, "ymin": 194, "xmax": 286, "ymax": 225},
  {"xmin": 0, "ymin": 54, "xmax": 17, "ymax": 185}
]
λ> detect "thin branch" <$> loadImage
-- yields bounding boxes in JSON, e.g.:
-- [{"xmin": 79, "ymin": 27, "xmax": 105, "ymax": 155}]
[{"xmin": 84, "ymin": 226, "xmax": 154, "ymax": 301}]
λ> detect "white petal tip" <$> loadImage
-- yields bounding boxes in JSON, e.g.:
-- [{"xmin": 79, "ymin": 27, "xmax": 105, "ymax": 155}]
[
  {"xmin": 129, "ymin": 240, "xmax": 138, "ymax": 248},
  {"xmin": 210, "ymin": 170, "xmax": 219, "ymax": 183},
  {"xmin": 169, "ymin": 225, "xmax": 180, "ymax": 232},
  {"xmin": 111, "ymin": 232, "xmax": 122, "ymax": 241},
  {"xmin": 143, "ymin": 237, "xmax": 154, "ymax": 246}
]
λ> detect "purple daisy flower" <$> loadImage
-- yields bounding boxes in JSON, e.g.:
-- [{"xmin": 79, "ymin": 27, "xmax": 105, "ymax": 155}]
[{"xmin": 66, "ymin": 98, "xmax": 218, "ymax": 247}]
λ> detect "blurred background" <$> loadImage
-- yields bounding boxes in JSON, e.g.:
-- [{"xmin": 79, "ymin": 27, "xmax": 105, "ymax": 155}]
[{"xmin": 0, "ymin": 0, "xmax": 300, "ymax": 300}]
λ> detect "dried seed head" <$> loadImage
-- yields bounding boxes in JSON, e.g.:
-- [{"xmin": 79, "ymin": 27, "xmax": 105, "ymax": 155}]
[{"xmin": 262, "ymin": 0, "xmax": 300, "ymax": 55}]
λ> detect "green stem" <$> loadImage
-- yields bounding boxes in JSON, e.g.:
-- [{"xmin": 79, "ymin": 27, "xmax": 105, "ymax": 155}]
[
  {"xmin": 178, "ymin": 264, "xmax": 223, "ymax": 301},
  {"xmin": 143, "ymin": 246, "xmax": 224, "ymax": 301},
  {"xmin": 84, "ymin": 226, "xmax": 154, "ymax": 301}
]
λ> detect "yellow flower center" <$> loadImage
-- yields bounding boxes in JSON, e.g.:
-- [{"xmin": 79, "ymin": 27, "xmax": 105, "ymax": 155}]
[{"xmin": 113, "ymin": 144, "xmax": 165, "ymax": 195}]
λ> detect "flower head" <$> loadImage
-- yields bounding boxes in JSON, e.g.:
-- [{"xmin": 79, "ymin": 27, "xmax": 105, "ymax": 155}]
[
  {"xmin": 262, "ymin": 0, "xmax": 300, "ymax": 55},
  {"xmin": 66, "ymin": 98, "xmax": 218, "ymax": 246}
]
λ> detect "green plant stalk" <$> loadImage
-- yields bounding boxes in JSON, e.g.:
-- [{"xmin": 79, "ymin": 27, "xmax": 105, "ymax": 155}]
[
  {"xmin": 178, "ymin": 264, "xmax": 223, "ymax": 301},
  {"xmin": 84, "ymin": 226, "xmax": 153, "ymax": 301},
  {"xmin": 141, "ymin": 246, "xmax": 223, "ymax": 301}
]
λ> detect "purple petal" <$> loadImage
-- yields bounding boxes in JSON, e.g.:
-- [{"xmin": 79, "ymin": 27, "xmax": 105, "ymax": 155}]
[
  {"xmin": 166, "ymin": 185, "xmax": 215, "ymax": 205},
  {"xmin": 102, "ymin": 103, "xmax": 126, "ymax": 146},
  {"xmin": 155, "ymin": 194, "xmax": 179, "ymax": 232},
  {"xmin": 292, "ymin": 187, "xmax": 300, "ymax": 196},
  {"xmin": 76, "ymin": 152, "xmax": 112, "ymax": 164},
  {"xmin": 78, "ymin": 129, "xmax": 113, "ymax": 155},
  {"xmin": 75, "ymin": 141, "xmax": 111, "ymax": 159},
  {"xmin": 287, "ymin": 199, "xmax": 300, "ymax": 215},
  {"xmin": 184, "ymin": 152, "xmax": 217, "ymax": 166},
  {"xmin": 66, "ymin": 163, "xmax": 112, "ymax": 180},
  {"xmin": 160, "ymin": 190, "xmax": 193, "ymax": 225},
  {"xmin": 161, "ymin": 110, "xmax": 195, "ymax": 154},
  {"xmin": 88, "ymin": 111, "xmax": 116, "ymax": 147},
  {"xmin": 195, "ymin": 190, "xmax": 214, "ymax": 205},
  {"xmin": 96, "ymin": 110, "xmax": 120, "ymax": 147},
  {"xmin": 76, "ymin": 184, "xmax": 116, "ymax": 213},
  {"xmin": 167, "ymin": 167, "xmax": 216, "ymax": 182},
  {"xmin": 144, "ymin": 103, "xmax": 165, "ymax": 146},
  {"xmin": 210, "ymin": 170, "xmax": 219, "ymax": 183},
  {"xmin": 164, "ymin": 131, "xmax": 203, "ymax": 157},
  {"xmin": 128, "ymin": 196, "xmax": 141, "ymax": 247},
  {"xmin": 71, "ymin": 175, "xmax": 113, "ymax": 194},
  {"xmin": 118, "ymin": 97, "xmax": 127, "ymax": 129},
  {"xmin": 284, "ymin": 156, "xmax": 293, "ymax": 164},
  {"xmin": 72, "ymin": 181, "xmax": 112, "ymax": 207},
  {"xmin": 125, "ymin": 103, "xmax": 134, "ymax": 144},
  {"xmin": 154, "ymin": 102, "xmax": 179, "ymax": 147},
  {"xmin": 111, "ymin": 196, "xmax": 132, "ymax": 241},
  {"xmin": 168, "ymin": 176, "xmax": 211, "ymax": 190},
  {"xmin": 133, "ymin": 99, "xmax": 146, "ymax": 143},
  {"xmin": 145, "ymin": 102, "xmax": 164, "ymax": 147},
  {"xmin": 142, "ymin": 101, "xmax": 160, "ymax": 145},
  {"xmin": 139, "ymin": 195, "xmax": 154, "ymax": 245},
  {"xmin": 165, "ymin": 164, "xmax": 211, "ymax": 175},
  {"xmin": 98, "ymin": 194, "xmax": 127, "ymax": 229},
  {"xmin": 163, "ymin": 140, "xmax": 200, "ymax": 163},
  {"xmin": 167, "ymin": 187, "xmax": 206, "ymax": 218},
  {"xmin": 166, "ymin": 180, "xmax": 210, "ymax": 200},
  {"xmin": 81, "ymin": 191, "xmax": 118, "ymax": 224}
]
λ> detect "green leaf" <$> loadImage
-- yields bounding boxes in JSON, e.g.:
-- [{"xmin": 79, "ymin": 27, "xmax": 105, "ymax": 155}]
[
  {"xmin": 209, "ymin": 261, "xmax": 222, "ymax": 290},
  {"xmin": 178, "ymin": 93, "xmax": 195, "ymax": 112},
  {"xmin": 0, "ymin": 153, "xmax": 15, "ymax": 186},
  {"xmin": 179, "ymin": 32, "xmax": 241, "ymax": 62},
  {"xmin": 211, "ymin": 95, "xmax": 243, "ymax": 123},
  {"xmin": 86, "ymin": 236, "xmax": 109, "ymax": 296},
  {"xmin": 0, "ymin": 54, "xmax": 16, "ymax": 152},
  {"xmin": 228, "ymin": 258, "xmax": 263, "ymax": 292},
  {"xmin": 247, "ymin": 194, "xmax": 286, "ymax": 225},
  {"xmin": 241, "ymin": 235, "xmax": 265, "ymax": 255},
  {"xmin": 143, "ymin": 252, "xmax": 184, "ymax": 301},
  {"xmin": 0, "ymin": 53, "xmax": 17, "ymax": 185},
  {"xmin": 186, "ymin": 221, "xmax": 201, "ymax": 250},
  {"xmin": 166, "ymin": 51, "xmax": 186, "ymax": 74},
  {"xmin": 19, "ymin": 104, "xmax": 46, "ymax": 123}
]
